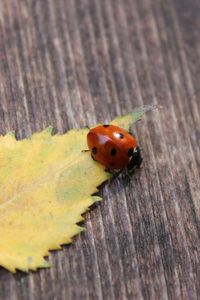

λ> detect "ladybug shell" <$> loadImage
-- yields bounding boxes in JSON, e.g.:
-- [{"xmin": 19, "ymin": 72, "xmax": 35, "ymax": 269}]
[{"xmin": 87, "ymin": 125, "xmax": 137, "ymax": 169}]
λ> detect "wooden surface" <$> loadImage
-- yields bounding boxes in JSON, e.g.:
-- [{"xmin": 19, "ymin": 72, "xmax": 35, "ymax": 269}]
[{"xmin": 0, "ymin": 0, "xmax": 200, "ymax": 299}]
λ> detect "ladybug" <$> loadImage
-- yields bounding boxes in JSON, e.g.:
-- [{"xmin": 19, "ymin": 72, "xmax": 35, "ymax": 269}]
[{"xmin": 87, "ymin": 124, "xmax": 142, "ymax": 171}]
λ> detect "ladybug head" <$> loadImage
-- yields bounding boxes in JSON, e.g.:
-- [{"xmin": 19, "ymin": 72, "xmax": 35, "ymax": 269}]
[{"xmin": 127, "ymin": 146, "xmax": 143, "ymax": 172}]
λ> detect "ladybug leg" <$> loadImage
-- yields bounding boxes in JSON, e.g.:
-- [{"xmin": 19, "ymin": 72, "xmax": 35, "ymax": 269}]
[
  {"xmin": 127, "ymin": 146, "xmax": 143, "ymax": 172},
  {"xmin": 91, "ymin": 154, "xmax": 97, "ymax": 161},
  {"xmin": 81, "ymin": 149, "xmax": 90, "ymax": 152}
]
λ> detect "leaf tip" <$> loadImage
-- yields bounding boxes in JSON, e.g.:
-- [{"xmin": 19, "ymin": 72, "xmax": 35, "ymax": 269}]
[
  {"xmin": 79, "ymin": 226, "xmax": 86, "ymax": 233},
  {"xmin": 92, "ymin": 196, "xmax": 102, "ymax": 203}
]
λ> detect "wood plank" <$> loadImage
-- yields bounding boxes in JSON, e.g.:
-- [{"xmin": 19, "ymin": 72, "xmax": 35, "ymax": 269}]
[{"xmin": 0, "ymin": 0, "xmax": 200, "ymax": 299}]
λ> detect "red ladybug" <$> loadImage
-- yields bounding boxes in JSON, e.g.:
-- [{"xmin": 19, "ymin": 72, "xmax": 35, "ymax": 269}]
[{"xmin": 87, "ymin": 124, "xmax": 142, "ymax": 171}]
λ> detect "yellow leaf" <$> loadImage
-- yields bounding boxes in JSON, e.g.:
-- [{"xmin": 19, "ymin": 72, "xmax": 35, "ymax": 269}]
[{"xmin": 0, "ymin": 105, "xmax": 155, "ymax": 272}]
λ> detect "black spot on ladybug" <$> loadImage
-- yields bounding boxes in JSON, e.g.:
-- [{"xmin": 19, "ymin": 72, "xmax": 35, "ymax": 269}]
[
  {"xmin": 110, "ymin": 163, "xmax": 115, "ymax": 167},
  {"xmin": 91, "ymin": 154, "xmax": 97, "ymax": 161},
  {"xmin": 92, "ymin": 147, "xmax": 97, "ymax": 155},
  {"xmin": 110, "ymin": 148, "xmax": 117, "ymax": 156},
  {"xmin": 103, "ymin": 124, "xmax": 109, "ymax": 127},
  {"xmin": 128, "ymin": 147, "xmax": 134, "ymax": 157}
]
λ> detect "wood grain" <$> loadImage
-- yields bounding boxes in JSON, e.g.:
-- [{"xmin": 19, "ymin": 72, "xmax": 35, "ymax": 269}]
[{"xmin": 0, "ymin": 0, "xmax": 200, "ymax": 299}]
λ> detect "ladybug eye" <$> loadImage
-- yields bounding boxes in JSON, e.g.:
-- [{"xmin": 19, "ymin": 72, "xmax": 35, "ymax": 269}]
[{"xmin": 114, "ymin": 132, "xmax": 124, "ymax": 139}]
